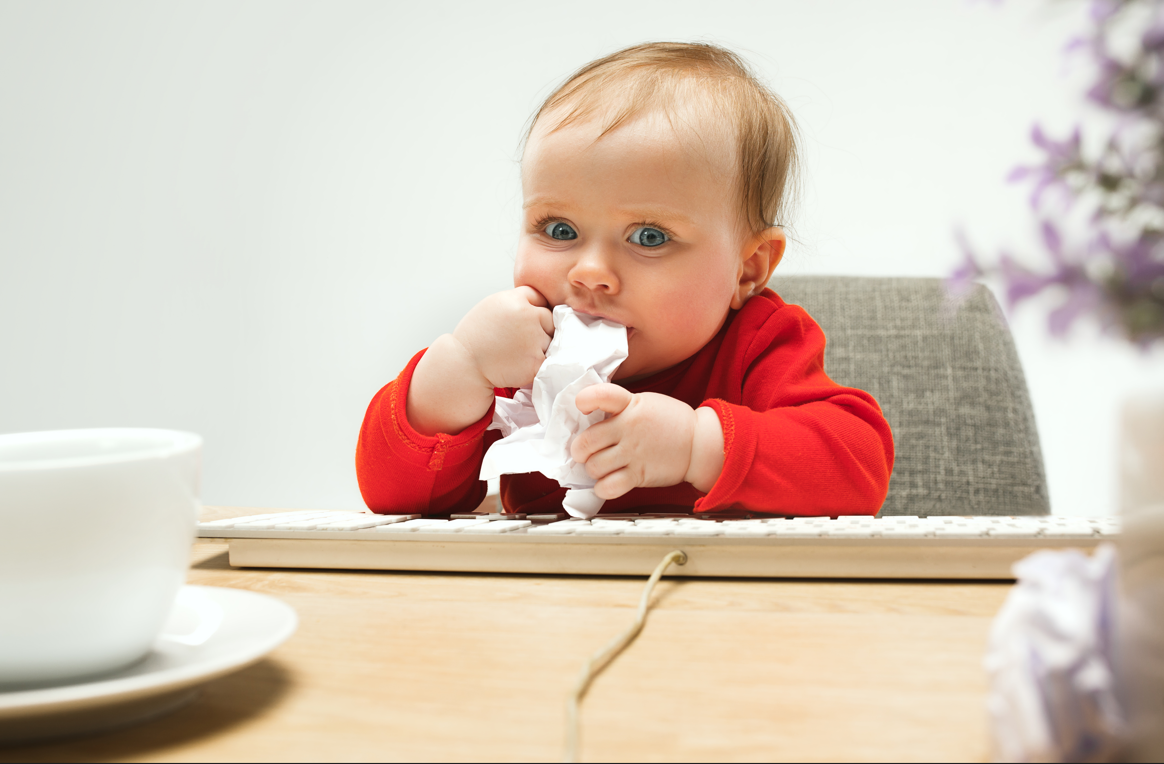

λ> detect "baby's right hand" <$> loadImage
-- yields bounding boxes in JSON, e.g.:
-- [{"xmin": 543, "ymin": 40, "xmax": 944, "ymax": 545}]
[{"xmin": 452, "ymin": 286, "xmax": 555, "ymax": 389}]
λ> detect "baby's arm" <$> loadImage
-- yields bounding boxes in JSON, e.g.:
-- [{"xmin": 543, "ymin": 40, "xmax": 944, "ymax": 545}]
[
  {"xmin": 356, "ymin": 287, "xmax": 554, "ymax": 514},
  {"xmin": 356, "ymin": 354, "xmax": 498, "ymax": 514},
  {"xmin": 696, "ymin": 307, "xmax": 894, "ymax": 515},
  {"xmin": 407, "ymin": 286, "xmax": 554, "ymax": 435}
]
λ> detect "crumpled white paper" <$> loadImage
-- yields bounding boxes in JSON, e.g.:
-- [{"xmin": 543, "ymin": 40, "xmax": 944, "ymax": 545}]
[
  {"xmin": 984, "ymin": 544, "xmax": 1125, "ymax": 763},
  {"xmin": 479, "ymin": 305, "xmax": 627, "ymax": 519}
]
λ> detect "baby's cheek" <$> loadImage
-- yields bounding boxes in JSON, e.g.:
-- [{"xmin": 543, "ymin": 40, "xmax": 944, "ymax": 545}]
[
  {"xmin": 674, "ymin": 263, "xmax": 737, "ymax": 332},
  {"xmin": 656, "ymin": 296, "xmax": 715, "ymax": 340},
  {"xmin": 513, "ymin": 248, "xmax": 566, "ymax": 302}
]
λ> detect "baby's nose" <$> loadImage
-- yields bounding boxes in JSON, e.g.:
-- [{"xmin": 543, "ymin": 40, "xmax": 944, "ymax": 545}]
[{"xmin": 567, "ymin": 247, "xmax": 620, "ymax": 293}]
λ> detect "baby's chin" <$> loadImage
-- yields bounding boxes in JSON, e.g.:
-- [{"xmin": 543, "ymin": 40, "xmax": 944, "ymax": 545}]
[
  {"xmin": 612, "ymin": 351, "xmax": 663, "ymax": 385},
  {"xmin": 611, "ymin": 333, "xmax": 642, "ymax": 382},
  {"xmin": 612, "ymin": 365, "xmax": 646, "ymax": 383}
]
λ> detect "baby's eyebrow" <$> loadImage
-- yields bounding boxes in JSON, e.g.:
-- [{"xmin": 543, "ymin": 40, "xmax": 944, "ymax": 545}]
[
  {"xmin": 612, "ymin": 205, "xmax": 694, "ymax": 226},
  {"xmin": 523, "ymin": 196, "xmax": 572, "ymax": 210},
  {"xmin": 523, "ymin": 198, "xmax": 693, "ymax": 226}
]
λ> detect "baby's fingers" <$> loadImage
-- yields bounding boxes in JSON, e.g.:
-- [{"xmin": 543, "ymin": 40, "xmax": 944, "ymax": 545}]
[
  {"xmin": 570, "ymin": 419, "xmax": 620, "ymax": 464},
  {"xmin": 593, "ymin": 468, "xmax": 637, "ymax": 501},
  {"xmin": 536, "ymin": 306, "xmax": 555, "ymax": 340},
  {"xmin": 575, "ymin": 384, "xmax": 633, "ymax": 417},
  {"xmin": 579, "ymin": 441, "xmax": 628, "ymax": 482},
  {"xmin": 514, "ymin": 285, "xmax": 549, "ymax": 308}
]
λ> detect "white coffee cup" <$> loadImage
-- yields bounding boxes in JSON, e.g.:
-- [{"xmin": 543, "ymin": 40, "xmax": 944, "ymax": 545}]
[{"xmin": 0, "ymin": 428, "xmax": 201, "ymax": 685}]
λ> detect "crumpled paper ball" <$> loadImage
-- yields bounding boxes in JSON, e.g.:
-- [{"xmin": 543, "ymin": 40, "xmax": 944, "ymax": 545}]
[{"xmin": 479, "ymin": 305, "xmax": 627, "ymax": 519}]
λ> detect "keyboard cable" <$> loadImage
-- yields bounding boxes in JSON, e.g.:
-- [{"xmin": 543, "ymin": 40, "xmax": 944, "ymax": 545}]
[{"xmin": 563, "ymin": 549, "xmax": 688, "ymax": 763}]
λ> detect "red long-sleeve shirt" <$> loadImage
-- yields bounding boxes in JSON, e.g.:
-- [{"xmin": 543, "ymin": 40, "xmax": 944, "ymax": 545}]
[{"xmin": 356, "ymin": 289, "xmax": 894, "ymax": 516}]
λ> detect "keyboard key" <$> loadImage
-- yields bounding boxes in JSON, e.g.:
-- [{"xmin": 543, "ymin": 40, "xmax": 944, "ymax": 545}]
[
  {"xmin": 460, "ymin": 520, "xmax": 532, "ymax": 534},
  {"xmin": 930, "ymin": 525, "xmax": 988, "ymax": 538},
  {"xmin": 878, "ymin": 526, "xmax": 931, "ymax": 538},
  {"xmin": 769, "ymin": 523, "xmax": 825, "ymax": 537},
  {"xmin": 315, "ymin": 516, "xmax": 408, "ymax": 531},
  {"xmin": 275, "ymin": 519, "xmax": 338, "ymax": 530},
  {"xmin": 717, "ymin": 521, "xmax": 772, "ymax": 533},
  {"xmin": 721, "ymin": 526, "xmax": 777, "ymax": 538},
  {"xmin": 427, "ymin": 518, "xmax": 493, "ymax": 533},
  {"xmin": 674, "ymin": 523, "xmax": 723, "ymax": 537},
  {"xmin": 1094, "ymin": 519, "xmax": 1120, "ymax": 536},
  {"xmin": 276, "ymin": 518, "xmax": 356, "ymax": 530},
  {"xmin": 824, "ymin": 527, "xmax": 882, "ymax": 538},
  {"xmin": 375, "ymin": 519, "xmax": 449, "ymax": 532},
  {"xmin": 209, "ymin": 511, "xmax": 337, "ymax": 529},
  {"xmin": 575, "ymin": 521, "xmax": 632, "ymax": 535},
  {"xmin": 199, "ymin": 519, "xmax": 242, "ymax": 529},
  {"xmin": 198, "ymin": 514, "xmax": 284, "ymax": 529},
  {"xmin": 1043, "ymin": 521, "xmax": 1098, "ymax": 537},
  {"xmin": 832, "ymin": 516, "xmax": 877, "ymax": 525},
  {"xmin": 625, "ymin": 524, "xmax": 675, "ymax": 536},
  {"xmin": 235, "ymin": 512, "xmax": 355, "ymax": 530},
  {"xmin": 987, "ymin": 524, "xmax": 1043, "ymax": 538},
  {"xmin": 527, "ymin": 520, "xmax": 588, "ymax": 535},
  {"xmin": 723, "ymin": 524, "xmax": 774, "ymax": 536}
]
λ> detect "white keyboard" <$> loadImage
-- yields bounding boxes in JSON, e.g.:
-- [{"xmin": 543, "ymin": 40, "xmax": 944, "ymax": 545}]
[{"xmin": 198, "ymin": 509, "xmax": 1118, "ymax": 579}]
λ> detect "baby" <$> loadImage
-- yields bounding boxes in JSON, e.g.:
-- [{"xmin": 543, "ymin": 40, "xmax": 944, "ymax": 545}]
[{"xmin": 357, "ymin": 42, "xmax": 894, "ymax": 516}]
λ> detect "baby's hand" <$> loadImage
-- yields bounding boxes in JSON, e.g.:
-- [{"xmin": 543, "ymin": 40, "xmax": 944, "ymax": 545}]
[
  {"xmin": 452, "ymin": 286, "xmax": 555, "ymax": 389},
  {"xmin": 570, "ymin": 385, "xmax": 725, "ymax": 499}
]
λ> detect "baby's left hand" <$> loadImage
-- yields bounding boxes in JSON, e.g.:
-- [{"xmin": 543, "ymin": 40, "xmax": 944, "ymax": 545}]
[{"xmin": 571, "ymin": 385, "xmax": 723, "ymax": 499}]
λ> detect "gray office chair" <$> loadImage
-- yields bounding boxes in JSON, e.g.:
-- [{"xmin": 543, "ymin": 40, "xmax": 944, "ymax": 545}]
[{"xmin": 769, "ymin": 275, "xmax": 1050, "ymax": 516}]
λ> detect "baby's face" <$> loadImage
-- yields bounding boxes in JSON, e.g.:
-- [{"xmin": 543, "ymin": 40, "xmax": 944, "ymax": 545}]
[{"xmin": 516, "ymin": 111, "xmax": 751, "ymax": 381}]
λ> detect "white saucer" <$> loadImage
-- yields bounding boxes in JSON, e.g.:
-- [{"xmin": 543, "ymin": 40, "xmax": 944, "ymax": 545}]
[{"xmin": 0, "ymin": 585, "xmax": 297, "ymax": 745}]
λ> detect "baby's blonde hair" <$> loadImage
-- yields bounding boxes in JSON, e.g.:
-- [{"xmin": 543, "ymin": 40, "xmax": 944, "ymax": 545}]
[{"xmin": 525, "ymin": 42, "xmax": 799, "ymax": 235}]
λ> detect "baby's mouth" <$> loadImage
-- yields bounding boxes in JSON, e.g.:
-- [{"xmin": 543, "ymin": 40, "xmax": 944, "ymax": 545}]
[{"xmin": 571, "ymin": 306, "xmax": 630, "ymax": 330}]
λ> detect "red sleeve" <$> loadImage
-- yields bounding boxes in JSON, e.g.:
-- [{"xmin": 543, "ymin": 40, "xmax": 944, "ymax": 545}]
[
  {"xmin": 355, "ymin": 349, "xmax": 501, "ymax": 514},
  {"xmin": 693, "ymin": 305, "xmax": 894, "ymax": 516}
]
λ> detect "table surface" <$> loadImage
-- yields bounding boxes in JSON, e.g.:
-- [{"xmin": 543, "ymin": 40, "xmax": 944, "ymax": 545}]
[{"xmin": 2, "ymin": 505, "xmax": 1013, "ymax": 763}]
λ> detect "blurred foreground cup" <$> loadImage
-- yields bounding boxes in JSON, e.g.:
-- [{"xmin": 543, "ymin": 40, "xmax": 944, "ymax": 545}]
[
  {"xmin": 0, "ymin": 429, "xmax": 201, "ymax": 686},
  {"xmin": 1118, "ymin": 395, "xmax": 1164, "ymax": 761}
]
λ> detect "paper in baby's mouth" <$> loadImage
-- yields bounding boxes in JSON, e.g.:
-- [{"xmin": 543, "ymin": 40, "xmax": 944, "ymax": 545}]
[{"xmin": 479, "ymin": 305, "xmax": 628, "ymax": 519}]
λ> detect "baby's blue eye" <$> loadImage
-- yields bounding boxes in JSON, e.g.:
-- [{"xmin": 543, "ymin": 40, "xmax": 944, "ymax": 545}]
[
  {"xmin": 629, "ymin": 227, "xmax": 668, "ymax": 247},
  {"xmin": 544, "ymin": 222, "xmax": 577, "ymax": 240}
]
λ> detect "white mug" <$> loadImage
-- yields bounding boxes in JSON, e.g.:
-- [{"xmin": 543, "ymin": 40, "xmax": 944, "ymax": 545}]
[{"xmin": 0, "ymin": 428, "xmax": 201, "ymax": 685}]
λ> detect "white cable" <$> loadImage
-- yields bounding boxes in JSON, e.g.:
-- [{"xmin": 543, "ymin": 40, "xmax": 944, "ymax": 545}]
[{"xmin": 563, "ymin": 549, "xmax": 688, "ymax": 763}]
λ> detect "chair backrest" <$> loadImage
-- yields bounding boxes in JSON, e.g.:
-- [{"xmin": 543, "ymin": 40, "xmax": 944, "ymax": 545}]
[{"xmin": 769, "ymin": 275, "xmax": 1049, "ymax": 516}]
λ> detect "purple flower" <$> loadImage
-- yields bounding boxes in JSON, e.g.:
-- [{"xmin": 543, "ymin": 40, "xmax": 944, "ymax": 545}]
[
  {"xmin": 1047, "ymin": 281, "xmax": 1103, "ymax": 336},
  {"xmin": 1041, "ymin": 220, "xmax": 1067, "ymax": 267},
  {"xmin": 997, "ymin": 253, "xmax": 1056, "ymax": 310},
  {"xmin": 1104, "ymin": 229, "xmax": 1163, "ymax": 278},
  {"xmin": 945, "ymin": 229, "xmax": 986, "ymax": 300},
  {"xmin": 1143, "ymin": 9, "xmax": 1164, "ymax": 51},
  {"xmin": 1086, "ymin": 54, "xmax": 1144, "ymax": 112},
  {"xmin": 1089, "ymin": 0, "xmax": 1123, "ymax": 23},
  {"xmin": 955, "ymin": 0, "xmax": 1164, "ymax": 347},
  {"xmin": 1011, "ymin": 125, "xmax": 1082, "ymax": 209}
]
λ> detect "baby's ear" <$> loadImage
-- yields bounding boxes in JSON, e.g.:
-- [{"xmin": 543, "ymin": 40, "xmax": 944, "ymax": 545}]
[{"xmin": 731, "ymin": 227, "xmax": 787, "ymax": 310}]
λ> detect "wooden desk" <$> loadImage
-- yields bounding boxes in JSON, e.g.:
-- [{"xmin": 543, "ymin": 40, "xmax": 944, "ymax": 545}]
[{"xmin": 3, "ymin": 506, "xmax": 1012, "ymax": 762}]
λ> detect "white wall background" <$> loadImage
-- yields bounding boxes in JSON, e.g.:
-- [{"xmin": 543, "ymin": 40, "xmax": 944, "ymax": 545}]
[{"xmin": 3, "ymin": 0, "xmax": 1162, "ymax": 515}]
